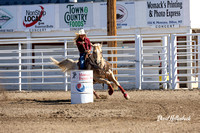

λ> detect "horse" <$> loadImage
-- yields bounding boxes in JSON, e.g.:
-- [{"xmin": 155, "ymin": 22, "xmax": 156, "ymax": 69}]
[{"xmin": 50, "ymin": 43, "xmax": 130, "ymax": 100}]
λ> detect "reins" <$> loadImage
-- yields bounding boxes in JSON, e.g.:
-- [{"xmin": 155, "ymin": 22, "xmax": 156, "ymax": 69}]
[
  {"xmin": 87, "ymin": 54, "xmax": 102, "ymax": 70},
  {"xmin": 87, "ymin": 51, "xmax": 108, "ymax": 74}
]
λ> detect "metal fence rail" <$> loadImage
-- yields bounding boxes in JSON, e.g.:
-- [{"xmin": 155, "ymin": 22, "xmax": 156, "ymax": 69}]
[
  {"xmin": 1, "ymin": 34, "xmax": 200, "ymax": 91},
  {"xmin": 171, "ymin": 33, "xmax": 200, "ymax": 89},
  {"xmin": 0, "ymin": 36, "xmax": 136, "ymax": 91},
  {"xmin": 140, "ymin": 35, "xmax": 169, "ymax": 90}
]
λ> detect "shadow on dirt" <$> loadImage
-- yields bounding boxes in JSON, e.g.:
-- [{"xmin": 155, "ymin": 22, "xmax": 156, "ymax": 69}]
[
  {"xmin": 33, "ymin": 99, "xmax": 71, "ymax": 105},
  {"xmin": 0, "ymin": 85, "xmax": 8, "ymax": 101}
]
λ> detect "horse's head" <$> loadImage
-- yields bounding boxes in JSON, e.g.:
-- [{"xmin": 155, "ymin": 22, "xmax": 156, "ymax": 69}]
[{"xmin": 91, "ymin": 43, "xmax": 103, "ymax": 65}]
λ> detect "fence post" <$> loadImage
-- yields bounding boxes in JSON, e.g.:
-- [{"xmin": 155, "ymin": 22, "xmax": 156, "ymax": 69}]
[
  {"xmin": 187, "ymin": 34, "xmax": 193, "ymax": 89},
  {"xmin": 27, "ymin": 34, "xmax": 32, "ymax": 90},
  {"xmin": 171, "ymin": 35, "xmax": 178, "ymax": 89},
  {"xmin": 198, "ymin": 35, "xmax": 200, "ymax": 89},
  {"xmin": 167, "ymin": 35, "xmax": 172, "ymax": 89},
  {"xmin": 64, "ymin": 40, "xmax": 68, "ymax": 91},
  {"xmin": 135, "ymin": 35, "xmax": 141, "ymax": 90},
  {"xmin": 41, "ymin": 52, "xmax": 44, "ymax": 83},
  {"xmin": 162, "ymin": 36, "xmax": 168, "ymax": 90},
  {"xmin": 18, "ymin": 43, "xmax": 22, "ymax": 91}
]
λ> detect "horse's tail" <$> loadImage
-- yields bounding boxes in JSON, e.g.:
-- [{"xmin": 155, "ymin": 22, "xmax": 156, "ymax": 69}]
[
  {"xmin": 50, "ymin": 57, "xmax": 59, "ymax": 65},
  {"xmin": 50, "ymin": 57, "xmax": 67, "ymax": 72},
  {"xmin": 50, "ymin": 57, "xmax": 77, "ymax": 72}
]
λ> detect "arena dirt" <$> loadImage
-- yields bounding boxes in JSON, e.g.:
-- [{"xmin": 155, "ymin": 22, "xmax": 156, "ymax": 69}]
[{"xmin": 0, "ymin": 90, "xmax": 199, "ymax": 133}]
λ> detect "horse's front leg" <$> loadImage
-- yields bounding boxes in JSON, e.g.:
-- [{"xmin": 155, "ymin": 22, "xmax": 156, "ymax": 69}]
[
  {"xmin": 93, "ymin": 77, "xmax": 114, "ymax": 96},
  {"xmin": 107, "ymin": 70, "xmax": 130, "ymax": 100}
]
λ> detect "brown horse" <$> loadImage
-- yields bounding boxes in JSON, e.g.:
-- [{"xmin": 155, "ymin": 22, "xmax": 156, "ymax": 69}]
[{"xmin": 50, "ymin": 43, "xmax": 130, "ymax": 100}]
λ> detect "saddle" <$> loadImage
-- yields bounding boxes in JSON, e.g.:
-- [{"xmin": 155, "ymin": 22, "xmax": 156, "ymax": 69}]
[
  {"xmin": 86, "ymin": 53, "xmax": 112, "ymax": 71},
  {"xmin": 78, "ymin": 52, "xmax": 112, "ymax": 72}
]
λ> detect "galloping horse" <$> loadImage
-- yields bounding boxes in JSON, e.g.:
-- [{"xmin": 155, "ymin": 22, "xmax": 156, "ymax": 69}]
[{"xmin": 50, "ymin": 43, "xmax": 130, "ymax": 100}]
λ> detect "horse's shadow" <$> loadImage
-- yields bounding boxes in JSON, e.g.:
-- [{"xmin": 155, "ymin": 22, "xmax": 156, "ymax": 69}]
[{"xmin": 33, "ymin": 99, "xmax": 71, "ymax": 105}]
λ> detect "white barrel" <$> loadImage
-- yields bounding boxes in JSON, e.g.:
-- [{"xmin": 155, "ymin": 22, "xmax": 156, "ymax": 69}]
[{"xmin": 71, "ymin": 70, "xmax": 93, "ymax": 104}]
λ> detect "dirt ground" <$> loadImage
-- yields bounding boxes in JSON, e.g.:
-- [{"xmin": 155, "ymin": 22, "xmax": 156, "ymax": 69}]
[{"xmin": 0, "ymin": 89, "xmax": 199, "ymax": 133}]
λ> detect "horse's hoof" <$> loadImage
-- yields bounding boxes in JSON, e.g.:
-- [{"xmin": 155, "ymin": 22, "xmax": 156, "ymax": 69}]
[
  {"xmin": 108, "ymin": 89, "xmax": 114, "ymax": 95},
  {"xmin": 124, "ymin": 93, "xmax": 130, "ymax": 100},
  {"xmin": 95, "ymin": 95, "xmax": 101, "ymax": 99}
]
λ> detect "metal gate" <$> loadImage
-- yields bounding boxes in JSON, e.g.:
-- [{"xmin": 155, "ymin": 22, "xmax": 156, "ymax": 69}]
[
  {"xmin": 135, "ymin": 35, "xmax": 169, "ymax": 90},
  {"xmin": 141, "ymin": 35, "xmax": 169, "ymax": 90},
  {"xmin": 136, "ymin": 33, "xmax": 200, "ymax": 90},
  {"xmin": 171, "ymin": 33, "xmax": 200, "ymax": 89}
]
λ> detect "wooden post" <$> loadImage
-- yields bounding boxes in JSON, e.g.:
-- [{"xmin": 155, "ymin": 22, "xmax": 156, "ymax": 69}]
[{"xmin": 107, "ymin": 0, "xmax": 118, "ymax": 78}]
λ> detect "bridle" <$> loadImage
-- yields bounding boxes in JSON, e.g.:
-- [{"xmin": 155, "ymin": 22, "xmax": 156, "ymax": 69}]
[
  {"xmin": 87, "ymin": 44, "xmax": 104, "ymax": 69},
  {"xmin": 92, "ymin": 45, "xmax": 103, "ymax": 66}
]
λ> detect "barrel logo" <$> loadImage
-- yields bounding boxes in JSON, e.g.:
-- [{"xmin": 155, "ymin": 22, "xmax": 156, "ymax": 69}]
[
  {"xmin": 76, "ymin": 83, "xmax": 85, "ymax": 92},
  {"xmin": 72, "ymin": 72, "xmax": 77, "ymax": 79}
]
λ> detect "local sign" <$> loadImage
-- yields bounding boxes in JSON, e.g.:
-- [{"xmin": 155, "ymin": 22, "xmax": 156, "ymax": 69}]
[{"xmin": 22, "ymin": 5, "xmax": 55, "ymax": 32}]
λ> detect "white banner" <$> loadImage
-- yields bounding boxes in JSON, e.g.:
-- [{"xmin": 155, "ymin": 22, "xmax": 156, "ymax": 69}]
[
  {"xmin": 0, "ymin": 6, "xmax": 17, "ymax": 32},
  {"xmin": 59, "ymin": 3, "xmax": 93, "ymax": 31},
  {"xmin": 22, "ymin": 5, "xmax": 55, "ymax": 32},
  {"xmin": 99, "ymin": 1, "xmax": 135, "ymax": 29},
  {"xmin": 147, "ymin": 0, "xmax": 186, "ymax": 28}
]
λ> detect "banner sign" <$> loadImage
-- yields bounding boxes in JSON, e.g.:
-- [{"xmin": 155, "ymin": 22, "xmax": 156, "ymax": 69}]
[
  {"xmin": 59, "ymin": 3, "xmax": 93, "ymax": 31},
  {"xmin": 0, "ymin": 6, "xmax": 17, "ymax": 32},
  {"xmin": 22, "ymin": 5, "xmax": 55, "ymax": 32},
  {"xmin": 99, "ymin": 2, "xmax": 135, "ymax": 29},
  {"xmin": 147, "ymin": 0, "xmax": 184, "ymax": 28}
]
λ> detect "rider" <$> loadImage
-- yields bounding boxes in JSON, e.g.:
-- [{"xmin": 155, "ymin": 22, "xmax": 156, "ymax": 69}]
[{"xmin": 74, "ymin": 29, "xmax": 92, "ymax": 69}]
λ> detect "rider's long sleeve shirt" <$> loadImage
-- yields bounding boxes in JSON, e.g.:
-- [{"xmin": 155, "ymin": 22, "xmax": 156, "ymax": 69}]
[{"xmin": 76, "ymin": 37, "xmax": 91, "ymax": 53}]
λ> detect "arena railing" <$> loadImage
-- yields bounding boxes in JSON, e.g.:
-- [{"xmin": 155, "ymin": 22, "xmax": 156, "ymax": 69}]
[
  {"xmin": 0, "ymin": 35, "xmax": 137, "ymax": 91},
  {"xmin": 3, "ymin": 34, "xmax": 196, "ymax": 91},
  {"xmin": 171, "ymin": 33, "xmax": 200, "ymax": 89}
]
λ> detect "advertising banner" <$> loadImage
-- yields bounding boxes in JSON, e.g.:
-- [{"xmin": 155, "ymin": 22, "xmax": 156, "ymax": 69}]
[
  {"xmin": 22, "ymin": 5, "xmax": 55, "ymax": 32},
  {"xmin": 0, "ymin": 6, "xmax": 17, "ymax": 32},
  {"xmin": 147, "ymin": 0, "xmax": 186, "ymax": 28},
  {"xmin": 59, "ymin": 3, "xmax": 93, "ymax": 31},
  {"xmin": 99, "ymin": 1, "xmax": 135, "ymax": 29}
]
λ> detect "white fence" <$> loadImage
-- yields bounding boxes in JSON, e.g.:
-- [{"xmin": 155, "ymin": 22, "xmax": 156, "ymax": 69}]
[
  {"xmin": 140, "ymin": 35, "xmax": 169, "ymax": 90},
  {"xmin": 0, "ymin": 34, "xmax": 200, "ymax": 91},
  {"xmin": 171, "ymin": 33, "xmax": 200, "ymax": 89},
  {"xmin": 0, "ymin": 36, "xmax": 137, "ymax": 91}
]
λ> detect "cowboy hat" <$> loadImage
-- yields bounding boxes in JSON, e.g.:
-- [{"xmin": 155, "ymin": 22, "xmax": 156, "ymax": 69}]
[{"xmin": 75, "ymin": 29, "xmax": 86, "ymax": 36}]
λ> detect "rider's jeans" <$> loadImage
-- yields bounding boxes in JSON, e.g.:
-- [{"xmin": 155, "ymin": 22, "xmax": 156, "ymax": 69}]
[{"xmin": 79, "ymin": 53, "xmax": 86, "ymax": 69}]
